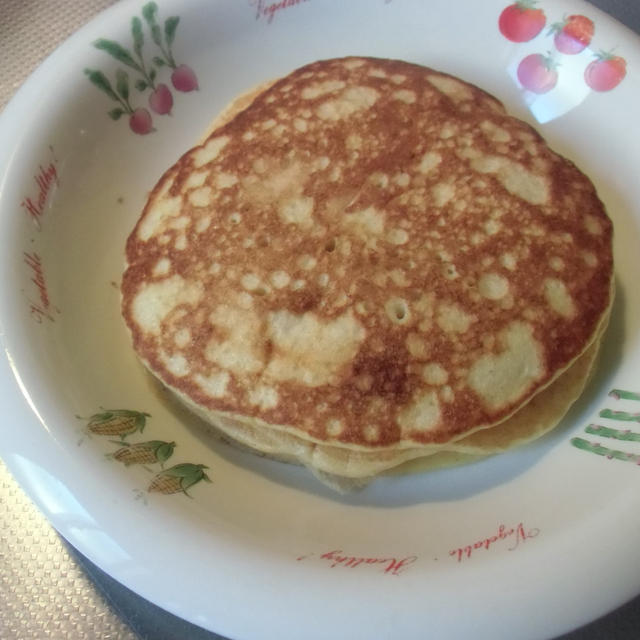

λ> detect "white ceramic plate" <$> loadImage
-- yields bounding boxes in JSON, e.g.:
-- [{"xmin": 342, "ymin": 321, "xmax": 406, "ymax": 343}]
[{"xmin": 1, "ymin": 1, "xmax": 639, "ymax": 638}]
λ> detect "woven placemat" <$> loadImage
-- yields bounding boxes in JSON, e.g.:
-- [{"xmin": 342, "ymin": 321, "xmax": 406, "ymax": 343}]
[{"xmin": 0, "ymin": 4, "xmax": 139, "ymax": 638}]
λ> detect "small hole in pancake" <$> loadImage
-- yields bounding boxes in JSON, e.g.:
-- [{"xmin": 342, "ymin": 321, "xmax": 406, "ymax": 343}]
[
  {"xmin": 254, "ymin": 285, "xmax": 269, "ymax": 296},
  {"xmin": 394, "ymin": 303, "xmax": 407, "ymax": 320},
  {"xmin": 325, "ymin": 238, "xmax": 337, "ymax": 252}
]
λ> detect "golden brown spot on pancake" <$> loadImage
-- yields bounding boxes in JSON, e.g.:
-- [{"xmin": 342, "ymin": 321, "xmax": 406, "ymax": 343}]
[
  {"xmin": 294, "ymin": 118, "xmax": 308, "ymax": 132},
  {"xmin": 192, "ymin": 135, "xmax": 229, "ymax": 167},
  {"xmin": 469, "ymin": 154, "xmax": 549, "ymax": 205},
  {"xmin": 480, "ymin": 120, "xmax": 511, "ymax": 143},
  {"xmin": 326, "ymin": 418, "xmax": 345, "ymax": 437},
  {"xmin": 216, "ymin": 173, "xmax": 238, "ymax": 189},
  {"xmin": 301, "ymin": 80, "xmax": 346, "ymax": 99},
  {"xmin": 132, "ymin": 276, "xmax": 202, "ymax": 335},
  {"xmin": 160, "ymin": 351, "xmax": 190, "ymax": 377},
  {"xmin": 393, "ymin": 172, "xmax": 411, "ymax": 187},
  {"xmin": 391, "ymin": 74, "xmax": 406, "ymax": 84},
  {"xmin": 248, "ymin": 385, "xmax": 279, "ymax": 410},
  {"xmin": 264, "ymin": 310, "xmax": 366, "ymax": 387},
  {"xmin": 152, "ymin": 258, "xmax": 171, "ymax": 277},
  {"xmin": 189, "ymin": 186, "xmax": 212, "ymax": 207},
  {"xmin": 418, "ymin": 151, "xmax": 441, "ymax": 174},
  {"xmin": 138, "ymin": 195, "xmax": 182, "ymax": 241},
  {"xmin": 427, "ymin": 74, "xmax": 473, "ymax": 101},
  {"xmin": 406, "ymin": 333, "xmax": 429, "ymax": 358},
  {"xmin": 184, "ymin": 170, "xmax": 208, "ymax": 189},
  {"xmin": 431, "ymin": 182, "xmax": 455, "ymax": 207},
  {"xmin": 468, "ymin": 321, "xmax": 543, "ymax": 411},
  {"xmin": 174, "ymin": 327, "xmax": 191, "ymax": 348},
  {"xmin": 205, "ymin": 305, "xmax": 265, "ymax": 375},
  {"xmin": 437, "ymin": 303, "xmax": 473, "ymax": 333},
  {"xmin": 316, "ymin": 86, "xmax": 379, "ymax": 121},
  {"xmin": 478, "ymin": 272, "xmax": 509, "ymax": 301},
  {"xmin": 398, "ymin": 391, "xmax": 442, "ymax": 435},
  {"xmin": 422, "ymin": 362, "xmax": 449, "ymax": 385},
  {"xmin": 387, "ymin": 228, "xmax": 409, "ymax": 245},
  {"xmin": 393, "ymin": 89, "xmax": 416, "ymax": 103},
  {"xmin": 194, "ymin": 371, "xmax": 230, "ymax": 398},
  {"xmin": 544, "ymin": 278, "xmax": 576, "ymax": 319},
  {"xmin": 363, "ymin": 425, "xmax": 379, "ymax": 442},
  {"xmin": 279, "ymin": 195, "xmax": 315, "ymax": 228},
  {"xmin": 549, "ymin": 256, "xmax": 565, "ymax": 271},
  {"xmin": 585, "ymin": 214, "xmax": 603, "ymax": 235}
]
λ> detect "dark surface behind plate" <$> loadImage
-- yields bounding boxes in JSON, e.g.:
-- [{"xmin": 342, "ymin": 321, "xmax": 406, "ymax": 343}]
[{"xmin": 11, "ymin": 0, "xmax": 640, "ymax": 638}]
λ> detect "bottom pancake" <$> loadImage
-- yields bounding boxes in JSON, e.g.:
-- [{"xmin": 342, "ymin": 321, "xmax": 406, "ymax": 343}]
[{"xmin": 159, "ymin": 321, "xmax": 603, "ymax": 491}]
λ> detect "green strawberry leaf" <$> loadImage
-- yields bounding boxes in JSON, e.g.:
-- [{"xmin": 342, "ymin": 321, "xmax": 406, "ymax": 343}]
[
  {"xmin": 164, "ymin": 17, "xmax": 180, "ymax": 48},
  {"xmin": 84, "ymin": 69, "xmax": 119, "ymax": 102},
  {"xmin": 135, "ymin": 79, "xmax": 148, "ymax": 91},
  {"xmin": 108, "ymin": 107, "xmax": 125, "ymax": 120},
  {"xmin": 149, "ymin": 68, "xmax": 157, "ymax": 82},
  {"xmin": 131, "ymin": 16, "xmax": 144, "ymax": 59},
  {"xmin": 115, "ymin": 69, "xmax": 129, "ymax": 100},
  {"xmin": 153, "ymin": 56, "xmax": 166, "ymax": 67},
  {"xmin": 94, "ymin": 39, "xmax": 141, "ymax": 71}
]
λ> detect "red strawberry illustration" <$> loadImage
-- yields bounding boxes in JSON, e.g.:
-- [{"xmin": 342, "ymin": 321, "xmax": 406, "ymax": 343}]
[
  {"xmin": 149, "ymin": 82, "xmax": 173, "ymax": 114},
  {"xmin": 517, "ymin": 53, "xmax": 559, "ymax": 94},
  {"xmin": 129, "ymin": 108, "xmax": 154, "ymax": 134},
  {"xmin": 550, "ymin": 15, "xmax": 594, "ymax": 55},
  {"xmin": 171, "ymin": 64, "xmax": 199, "ymax": 92},
  {"xmin": 499, "ymin": 1, "xmax": 546, "ymax": 43},
  {"xmin": 585, "ymin": 51, "xmax": 627, "ymax": 92}
]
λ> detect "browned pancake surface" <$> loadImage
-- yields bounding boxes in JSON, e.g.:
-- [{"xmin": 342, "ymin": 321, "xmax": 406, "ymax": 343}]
[{"xmin": 122, "ymin": 57, "xmax": 613, "ymax": 449}]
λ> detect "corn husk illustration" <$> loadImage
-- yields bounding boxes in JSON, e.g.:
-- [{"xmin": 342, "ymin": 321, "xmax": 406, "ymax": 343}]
[
  {"xmin": 148, "ymin": 463, "xmax": 211, "ymax": 496},
  {"xmin": 110, "ymin": 440, "xmax": 175, "ymax": 466},
  {"xmin": 86, "ymin": 409, "xmax": 150, "ymax": 439}
]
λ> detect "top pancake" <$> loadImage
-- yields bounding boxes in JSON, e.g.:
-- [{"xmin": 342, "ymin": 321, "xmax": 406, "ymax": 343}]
[{"xmin": 122, "ymin": 56, "xmax": 613, "ymax": 450}]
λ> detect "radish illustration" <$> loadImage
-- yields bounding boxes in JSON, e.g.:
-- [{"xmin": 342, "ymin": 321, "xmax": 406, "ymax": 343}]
[
  {"xmin": 171, "ymin": 64, "xmax": 199, "ymax": 92},
  {"xmin": 93, "ymin": 15, "xmax": 175, "ymax": 116},
  {"xmin": 85, "ymin": 68, "xmax": 155, "ymax": 134},
  {"xmin": 129, "ymin": 108, "xmax": 154, "ymax": 134},
  {"xmin": 85, "ymin": 3, "xmax": 198, "ymax": 134},
  {"xmin": 149, "ymin": 82, "xmax": 173, "ymax": 115},
  {"xmin": 143, "ymin": 2, "xmax": 199, "ymax": 92}
]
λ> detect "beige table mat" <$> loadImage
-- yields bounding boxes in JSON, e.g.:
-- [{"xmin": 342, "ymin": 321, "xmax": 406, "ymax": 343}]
[{"xmin": 0, "ymin": 4, "xmax": 139, "ymax": 638}]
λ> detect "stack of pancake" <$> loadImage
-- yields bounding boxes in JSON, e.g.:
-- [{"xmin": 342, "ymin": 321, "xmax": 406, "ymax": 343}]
[{"xmin": 122, "ymin": 57, "xmax": 613, "ymax": 490}]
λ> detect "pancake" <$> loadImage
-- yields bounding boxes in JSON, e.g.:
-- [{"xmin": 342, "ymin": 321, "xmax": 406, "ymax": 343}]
[{"xmin": 122, "ymin": 57, "xmax": 614, "ymax": 486}]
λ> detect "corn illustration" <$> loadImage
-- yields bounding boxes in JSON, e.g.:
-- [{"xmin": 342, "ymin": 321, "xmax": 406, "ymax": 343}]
[
  {"xmin": 111, "ymin": 440, "xmax": 175, "ymax": 466},
  {"xmin": 86, "ymin": 409, "xmax": 150, "ymax": 439},
  {"xmin": 148, "ymin": 463, "xmax": 211, "ymax": 496}
]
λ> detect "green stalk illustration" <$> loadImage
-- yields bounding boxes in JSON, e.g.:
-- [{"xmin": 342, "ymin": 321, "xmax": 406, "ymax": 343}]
[
  {"xmin": 571, "ymin": 437, "xmax": 640, "ymax": 464},
  {"xmin": 585, "ymin": 424, "xmax": 640, "ymax": 441},
  {"xmin": 599, "ymin": 408, "xmax": 640, "ymax": 423},
  {"xmin": 609, "ymin": 389, "xmax": 640, "ymax": 401}
]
